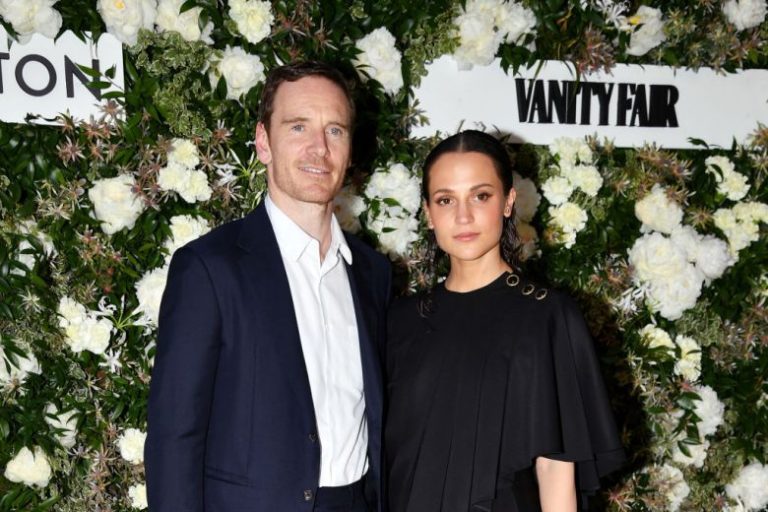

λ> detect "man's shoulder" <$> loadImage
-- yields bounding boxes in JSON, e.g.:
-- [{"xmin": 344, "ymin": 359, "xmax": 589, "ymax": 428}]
[
  {"xmin": 183, "ymin": 215, "xmax": 248, "ymax": 257},
  {"xmin": 344, "ymin": 231, "xmax": 390, "ymax": 270}
]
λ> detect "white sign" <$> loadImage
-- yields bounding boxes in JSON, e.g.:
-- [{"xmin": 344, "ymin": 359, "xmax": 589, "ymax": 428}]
[
  {"xmin": 0, "ymin": 28, "xmax": 124, "ymax": 124},
  {"xmin": 412, "ymin": 56, "xmax": 768, "ymax": 149}
]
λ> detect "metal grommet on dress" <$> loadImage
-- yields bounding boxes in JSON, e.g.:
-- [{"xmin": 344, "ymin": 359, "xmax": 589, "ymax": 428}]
[
  {"xmin": 535, "ymin": 288, "xmax": 548, "ymax": 300},
  {"xmin": 521, "ymin": 284, "xmax": 535, "ymax": 295},
  {"xmin": 506, "ymin": 273, "xmax": 520, "ymax": 287}
]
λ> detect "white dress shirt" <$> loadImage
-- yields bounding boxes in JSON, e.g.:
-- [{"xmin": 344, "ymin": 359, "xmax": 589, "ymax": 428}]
[{"xmin": 265, "ymin": 195, "xmax": 368, "ymax": 487}]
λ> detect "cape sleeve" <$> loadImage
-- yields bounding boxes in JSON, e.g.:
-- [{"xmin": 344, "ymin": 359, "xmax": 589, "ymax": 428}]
[{"xmin": 505, "ymin": 291, "xmax": 626, "ymax": 508}]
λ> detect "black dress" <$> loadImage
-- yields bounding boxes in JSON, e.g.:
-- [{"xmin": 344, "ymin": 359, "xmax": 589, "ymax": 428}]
[{"xmin": 385, "ymin": 272, "xmax": 625, "ymax": 512}]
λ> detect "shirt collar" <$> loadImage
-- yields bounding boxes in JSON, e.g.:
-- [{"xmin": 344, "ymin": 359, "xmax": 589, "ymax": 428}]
[{"xmin": 265, "ymin": 194, "xmax": 352, "ymax": 264}]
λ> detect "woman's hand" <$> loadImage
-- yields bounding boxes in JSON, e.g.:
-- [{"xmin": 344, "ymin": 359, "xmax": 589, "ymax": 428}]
[{"xmin": 535, "ymin": 457, "xmax": 577, "ymax": 512}]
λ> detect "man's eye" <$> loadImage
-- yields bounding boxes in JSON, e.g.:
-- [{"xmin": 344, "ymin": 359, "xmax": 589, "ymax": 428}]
[
  {"xmin": 291, "ymin": 124, "xmax": 304, "ymax": 132},
  {"xmin": 328, "ymin": 127, "xmax": 344, "ymax": 136}
]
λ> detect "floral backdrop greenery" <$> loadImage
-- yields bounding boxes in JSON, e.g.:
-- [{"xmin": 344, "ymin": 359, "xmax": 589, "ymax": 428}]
[{"xmin": 1, "ymin": 0, "xmax": 767, "ymax": 510}]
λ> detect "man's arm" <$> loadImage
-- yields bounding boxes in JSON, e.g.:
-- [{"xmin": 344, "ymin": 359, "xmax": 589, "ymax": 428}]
[{"xmin": 145, "ymin": 247, "xmax": 222, "ymax": 512}]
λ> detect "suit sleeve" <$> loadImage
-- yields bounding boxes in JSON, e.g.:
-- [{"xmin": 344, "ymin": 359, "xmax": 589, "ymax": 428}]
[{"xmin": 145, "ymin": 247, "xmax": 222, "ymax": 512}]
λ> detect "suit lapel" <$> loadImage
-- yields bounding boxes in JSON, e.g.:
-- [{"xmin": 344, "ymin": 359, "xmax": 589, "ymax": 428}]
[{"xmin": 236, "ymin": 204, "xmax": 316, "ymax": 425}]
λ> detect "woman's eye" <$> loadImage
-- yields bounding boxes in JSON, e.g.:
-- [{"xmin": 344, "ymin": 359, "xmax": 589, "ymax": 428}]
[
  {"xmin": 476, "ymin": 192, "xmax": 491, "ymax": 201},
  {"xmin": 436, "ymin": 197, "xmax": 452, "ymax": 206}
]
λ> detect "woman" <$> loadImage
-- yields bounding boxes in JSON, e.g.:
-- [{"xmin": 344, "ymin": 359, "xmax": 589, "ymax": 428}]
[{"xmin": 386, "ymin": 131, "xmax": 625, "ymax": 512}]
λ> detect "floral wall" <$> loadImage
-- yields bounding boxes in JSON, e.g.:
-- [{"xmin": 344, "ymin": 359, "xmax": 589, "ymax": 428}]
[{"xmin": 1, "ymin": 0, "xmax": 767, "ymax": 510}]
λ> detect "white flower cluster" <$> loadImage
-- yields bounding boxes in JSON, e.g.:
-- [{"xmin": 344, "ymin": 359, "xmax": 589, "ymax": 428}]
[
  {"xmin": 228, "ymin": 0, "xmax": 273, "ymax": 44},
  {"xmin": 3, "ymin": 446, "xmax": 52, "ymax": 488},
  {"xmin": 543, "ymin": 137, "xmax": 602, "ymax": 248},
  {"xmin": 209, "ymin": 46, "xmax": 266, "ymax": 101},
  {"xmin": 629, "ymin": 186, "xmax": 734, "ymax": 320},
  {"xmin": 0, "ymin": 343, "xmax": 41, "ymax": 388},
  {"xmin": 354, "ymin": 27, "xmax": 404, "ymax": 95},
  {"xmin": 673, "ymin": 334, "xmax": 701, "ymax": 381},
  {"xmin": 513, "ymin": 172, "xmax": 541, "ymax": 260},
  {"xmin": 452, "ymin": 0, "xmax": 537, "ymax": 69},
  {"xmin": 626, "ymin": 6, "xmax": 666, "ymax": 57},
  {"xmin": 584, "ymin": 0, "xmax": 631, "ymax": 31},
  {"xmin": 639, "ymin": 323, "xmax": 675, "ymax": 355},
  {"xmin": 158, "ymin": 138, "xmax": 213, "ymax": 203},
  {"xmin": 655, "ymin": 463, "xmax": 690, "ymax": 512},
  {"xmin": 364, "ymin": 163, "xmax": 421, "ymax": 258},
  {"xmin": 134, "ymin": 265, "xmax": 169, "ymax": 326},
  {"xmin": 713, "ymin": 201, "xmax": 768, "ymax": 256},
  {"xmin": 57, "ymin": 296, "xmax": 113, "ymax": 355},
  {"xmin": 11, "ymin": 220, "xmax": 56, "ymax": 276},
  {"xmin": 89, "ymin": 174, "xmax": 146, "ymax": 235},
  {"xmin": 333, "ymin": 186, "xmax": 366, "ymax": 233},
  {"xmin": 117, "ymin": 427, "xmax": 147, "ymax": 465},
  {"xmin": 671, "ymin": 385, "xmax": 724, "ymax": 467},
  {"xmin": 97, "ymin": 0, "xmax": 158, "ymax": 46},
  {"xmin": 0, "ymin": 0, "xmax": 62, "ymax": 42},
  {"xmin": 156, "ymin": 0, "xmax": 213, "ymax": 43},
  {"xmin": 164, "ymin": 214, "xmax": 210, "ymax": 260},
  {"xmin": 726, "ymin": 462, "xmax": 768, "ymax": 511},
  {"xmin": 723, "ymin": 0, "xmax": 767, "ymax": 31},
  {"xmin": 45, "ymin": 403, "xmax": 78, "ymax": 449},
  {"xmin": 129, "ymin": 482, "xmax": 149, "ymax": 509},
  {"xmin": 705, "ymin": 156, "xmax": 750, "ymax": 201}
]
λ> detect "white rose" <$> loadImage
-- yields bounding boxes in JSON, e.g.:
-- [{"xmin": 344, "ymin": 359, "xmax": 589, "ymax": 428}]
[
  {"xmin": 228, "ymin": 0, "xmax": 273, "ymax": 44},
  {"xmin": 695, "ymin": 235, "xmax": 734, "ymax": 282},
  {"xmin": 628, "ymin": 232, "xmax": 688, "ymax": 282},
  {"xmin": 164, "ymin": 215, "xmax": 210, "ymax": 259},
  {"xmin": 333, "ymin": 186, "xmax": 366, "ymax": 233},
  {"xmin": 3, "ymin": 446, "xmax": 52, "ymax": 488},
  {"xmin": 209, "ymin": 45, "xmax": 265, "ymax": 101},
  {"xmin": 45, "ymin": 404, "xmax": 78, "ymax": 449},
  {"xmin": 639, "ymin": 324, "xmax": 675, "ymax": 354},
  {"xmin": 669, "ymin": 225, "xmax": 702, "ymax": 262},
  {"xmin": 155, "ymin": 0, "xmax": 213, "ymax": 42},
  {"xmin": 65, "ymin": 314, "xmax": 113, "ymax": 355},
  {"xmin": 672, "ymin": 437, "xmax": 709, "ymax": 468},
  {"xmin": 368, "ymin": 213, "xmax": 419, "ymax": 258},
  {"xmin": 548, "ymin": 202, "xmax": 587, "ymax": 233},
  {"xmin": 635, "ymin": 185, "xmax": 683, "ymax": 234},
  {"xmin": 0, "ymin": 0, "xmax": 62, "ymax": 42},
  {"xmin": 549, "ymin": 137, "xmax": 591, "ymax": 165},
  {"xmin": 512, "ymin": 172, "xmax": 540, "ymax": 222},
  {"xmin": 117, "ymin": 428, "xmax": 147, "ymax": 465},
  {"xmin": 128, "ymin": 482, "xmax": 148, "ymax": 509},
  {"xmin": 655, "ymin": 464, "xmax": 690, "ymax": 511},
  {"xmin": 453, "ymin": 10, "xmax": 504, "ymax": 69},
  {"xmin": 97, "ymin": 0, "xmax": 158, "ymax": 46},
  {"xmin": 694, "ymin": 385, "xmax": 725, "ymax": 437},
  {"xmin": 674, "ymin": 334, "xmax": 702, "ymax": 381},
  {"xmin": 88, "ymin": 175, "xmax": 145, "ymax": 235},
  {"xmin": 734, "ymin": 201, "xmax": 768, "ymax": 223},
  {"xmin": 495, "ymin": 1, "xmax": 537, "ymax": 44},
  {"xmin": 567, "ymin": 164, "xmax": 603, "ymax": 197},
  {"xmin": 354, "ymin": 27, "xmax": 404, "ymax": 95},
  {"xmin": 626, "ymin": 6, "xmax": 666, "ymax": 57},
  {"xmin": 541, "ymin": 176, "xmax": 574, "ymax": 205},
  {"xmin": 723, "ymin": 0, "xmax": 767, "ymax": 31},
  {"xmin": 157, "ymin": 164, "xmax": 212, "ymax": 203},
  {"xmin": 516, "ymin": 220, "xmax": 539, "ymax": 261},
  {"xmin": 365, "ymin": 163, "xmax": 420, "ymax": 213},
  {"xmin": 0, "ymin": 345, "xmax": 41, "ymax": 386},
  {"xmin": 706, "ymin": 155, "xmax": 750, "ymax": 201},
  {"xmin": 57, "ymin": 296, "xmax": 87, "ymax": 327},
  {"xmin": 135, "ymin": 265, "xmax": 169, "ymax": 326},
  {"xmin": 726, "ymin": 463, "xmax": 768, "ymax": 511},
  {"xmin": 649, "ymin": 264, "xmax": 704, "ymax": 321},
  {"xmin": 167, "ymin": 138, "xmax": 200, "ymax": 169}
]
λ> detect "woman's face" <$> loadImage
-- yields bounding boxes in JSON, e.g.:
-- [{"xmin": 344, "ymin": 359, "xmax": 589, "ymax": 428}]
[{"xmin": 424, "ymin": 151, "xmax": 515, "ymax": 266}]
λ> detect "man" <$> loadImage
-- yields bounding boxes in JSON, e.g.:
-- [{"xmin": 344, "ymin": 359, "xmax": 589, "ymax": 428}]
[{"xmin": 145, "ymin": 61, "xmax": 391, "ymax": 512}]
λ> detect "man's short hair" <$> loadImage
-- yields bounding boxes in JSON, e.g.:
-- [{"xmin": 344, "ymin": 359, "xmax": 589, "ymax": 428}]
[{"xmin": 258, "ymin": 61, "xmax": 355, "ymax": 132}]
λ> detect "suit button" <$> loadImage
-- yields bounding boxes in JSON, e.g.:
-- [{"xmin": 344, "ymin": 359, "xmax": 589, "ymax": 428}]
[
  {"xmin": 308, "ymin": 433, "xmax": 317, "ymax": 442},
  {"xmin": 303, "ymin": 489, "xmax": 313, "ymax": 501}
]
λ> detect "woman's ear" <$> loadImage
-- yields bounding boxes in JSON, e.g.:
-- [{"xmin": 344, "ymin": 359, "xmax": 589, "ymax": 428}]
[
  {"xmin": 423, "ymin": 200, "xmax": 434, "ymax": 229},
  {"xmin": 504, "ymin": 188, "xmax": 517, "ymax": 218}
]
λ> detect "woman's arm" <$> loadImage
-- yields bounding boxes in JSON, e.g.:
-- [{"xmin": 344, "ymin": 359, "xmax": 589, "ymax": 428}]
[{"xmin": 535, "ymin": 457, "xmax": 577, "ymax": 512}]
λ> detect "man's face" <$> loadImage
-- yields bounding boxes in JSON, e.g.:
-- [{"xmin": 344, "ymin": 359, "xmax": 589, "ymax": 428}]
[{"xmin": 255, "ymin": 76, "xmax": 352, "ymax": 210}]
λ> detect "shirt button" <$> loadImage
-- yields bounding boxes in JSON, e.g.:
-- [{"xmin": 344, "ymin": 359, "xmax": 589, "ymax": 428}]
[
  {"xmin": 303, "ymin": 489, "xmax": 313, "ymax": 501},
  {"xmin": 308, "ymin": 433, "xmax": 318, "ymax": 442}
]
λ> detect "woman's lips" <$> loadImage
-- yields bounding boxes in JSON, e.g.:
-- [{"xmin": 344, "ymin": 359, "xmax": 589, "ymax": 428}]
[{"xmin": 453, "ymin": 232, "xmax": 479, "ymax": 241}]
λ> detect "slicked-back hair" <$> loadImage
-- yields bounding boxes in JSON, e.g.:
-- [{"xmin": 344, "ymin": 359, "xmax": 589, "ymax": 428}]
[{"xmin": 257, "ymin": 61, "xmax": 355, "ymax": 133}]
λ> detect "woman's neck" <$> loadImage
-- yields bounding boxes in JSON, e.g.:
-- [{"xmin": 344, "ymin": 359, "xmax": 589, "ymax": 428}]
[{"xmin": 444, "ymin": 257, "xmax": 512, "ymax": 293}]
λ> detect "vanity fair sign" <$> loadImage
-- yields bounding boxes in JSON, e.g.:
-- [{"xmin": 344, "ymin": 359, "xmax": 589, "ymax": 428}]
[
  {"xmin": 0, "ymin": 27, "xmax": 124, "ymax": 124},
  {"xmin": 412, "ymin": 55, "xmax": 768, "ymax": 149}
]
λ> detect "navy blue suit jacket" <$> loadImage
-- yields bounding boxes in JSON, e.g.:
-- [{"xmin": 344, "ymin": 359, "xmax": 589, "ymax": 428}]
[{"xmin": 145, "ymin": 203, "xmax": 391, "ymax": 512}]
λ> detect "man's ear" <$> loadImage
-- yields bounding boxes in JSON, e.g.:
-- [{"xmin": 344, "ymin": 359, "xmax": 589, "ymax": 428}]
[{"xmin": 255, "ymin": 122, "xmax": 272, "ymax": 166}]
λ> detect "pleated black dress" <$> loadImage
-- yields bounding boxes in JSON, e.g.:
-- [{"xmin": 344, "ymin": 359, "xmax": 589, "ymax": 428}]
[{"xmin": 385, "ymin": 272, "xmax": 625, "ymax": 512}]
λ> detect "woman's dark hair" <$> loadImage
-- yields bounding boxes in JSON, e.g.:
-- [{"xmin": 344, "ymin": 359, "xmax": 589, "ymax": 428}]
[{"xmin": 422, "ymin": 130, "xmax": 521, "ymax": 278}]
